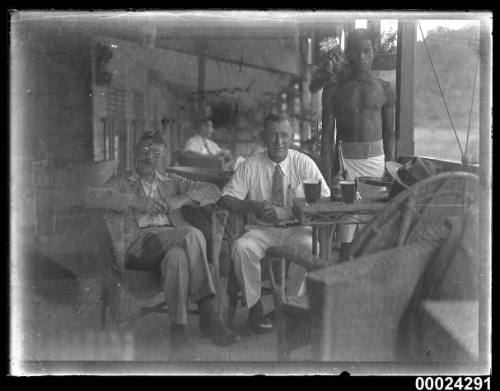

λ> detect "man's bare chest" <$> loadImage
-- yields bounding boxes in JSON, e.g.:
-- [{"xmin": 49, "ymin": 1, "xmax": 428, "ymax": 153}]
[{"xmin": 333, "ymin": 81, "xmax": 386, "ymax": 113}]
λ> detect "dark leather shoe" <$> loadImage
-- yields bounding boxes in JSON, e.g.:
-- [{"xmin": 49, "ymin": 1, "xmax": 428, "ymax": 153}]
[
  {"xmin": 246, "ymin": 317, "xmax": 274, "ymax": 335},
  {"xmin": 208, "ymin": 319, "xmax": 239, "ymax": 347},
  {"xmin": 263, "ymin": 310, "xmax": 275, "ymax": 324}
]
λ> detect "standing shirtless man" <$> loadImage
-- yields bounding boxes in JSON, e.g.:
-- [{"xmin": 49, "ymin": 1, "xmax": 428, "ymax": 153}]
[{"xmin": 321, "ymin": 28, "xmax": 396, "ymax": 247}]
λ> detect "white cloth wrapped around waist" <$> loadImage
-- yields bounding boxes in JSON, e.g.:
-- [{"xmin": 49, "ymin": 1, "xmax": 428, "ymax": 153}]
[
  {"xmin": 341, "ymin": 140, "xmax": 384, "ymax": 159},
  {"xmin": 343, "ymin": 155, "xmax": 386, "ymax": 199},
  {"xmin": 342, "ymin": 154, "xmax": 385, "ymax": 181},
  {"xmin": 338, "ymin": 140, "xmax": 386, "ymax": 199}
]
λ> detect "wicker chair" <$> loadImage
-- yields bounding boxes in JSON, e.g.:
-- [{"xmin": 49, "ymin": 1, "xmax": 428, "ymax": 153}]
[
  {"xmin": 264, "ymin": 172, "xmax": 479, "ymax": 360},
  {"xmin": 97, "ymin": 205, "xmax": 228, "ymax": 329}
]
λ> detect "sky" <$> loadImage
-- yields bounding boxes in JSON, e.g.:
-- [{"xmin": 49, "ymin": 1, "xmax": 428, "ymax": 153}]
[{"xmin": 355, "ymin": 19, "xmax": 479, "ymax": 41}]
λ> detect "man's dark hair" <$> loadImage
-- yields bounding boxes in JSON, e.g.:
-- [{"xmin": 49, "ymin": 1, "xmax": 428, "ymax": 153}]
[
  {"xmin": 345, "ymin": 28, "xmax": 376, "ymax": 53},
  {"xmin": 138, "ymin": 130, "xmax": 166, "ymax": 146},
  {"xmin": 263, "ymin": 113, "xmax": 293, "ymax": 130}
]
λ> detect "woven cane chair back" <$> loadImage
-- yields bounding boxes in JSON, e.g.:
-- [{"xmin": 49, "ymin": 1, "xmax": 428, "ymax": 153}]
[{"xmin": 348, "ymin": 172, "xmax": 479, "ymax": 260}]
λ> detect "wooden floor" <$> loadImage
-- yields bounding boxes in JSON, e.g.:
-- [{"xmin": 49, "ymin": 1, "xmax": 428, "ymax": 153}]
[{"xmin": 16, "ymin": 239, "xmax": 311, "ymax": 365}]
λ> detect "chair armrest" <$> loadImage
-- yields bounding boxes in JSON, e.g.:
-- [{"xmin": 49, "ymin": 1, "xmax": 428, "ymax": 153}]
[
  {"xmin": 101, "ymin": 209, "xmax": 126, "ymax": 274},
  {"xmin": 210, "ymin": 208, "xmax": 229, "ymax": 265},
  {"xmin": 181, "ymin": 204, "xmax": 228, "ymax": 264},
  {"xmin": 224, "ymin": 211, "xmax": 249, "ymax": 242},
  {"xmin": 266, "ymin": 245, "xmax": 331, "ymax": 272},
  {"xmin": 79, "ymin": 207, "xmax": 125, "ymax": 277}
]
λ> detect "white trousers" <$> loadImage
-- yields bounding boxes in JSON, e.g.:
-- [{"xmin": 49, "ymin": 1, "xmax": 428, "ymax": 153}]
[{"xmin": 232, "ymin": 225, "xmax": 313, "ymax": 308}]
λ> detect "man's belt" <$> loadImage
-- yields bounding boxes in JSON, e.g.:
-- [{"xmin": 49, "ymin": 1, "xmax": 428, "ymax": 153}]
[{"xmin": 340, "ymin": 140, "xmax": 384, "ymax": 159}]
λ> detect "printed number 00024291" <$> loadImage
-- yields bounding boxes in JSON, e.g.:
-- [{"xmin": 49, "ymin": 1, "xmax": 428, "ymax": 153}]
[{"xmin": 415, "ymin": 377, "xmax": 490, "ymax": 391}]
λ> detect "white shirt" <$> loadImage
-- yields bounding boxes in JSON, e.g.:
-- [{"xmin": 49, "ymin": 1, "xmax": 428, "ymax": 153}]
[
  {"xmin": 222, "ymin": 149, "xmax": 330, "ymax": 208},
  {"xmin": 137, "ymin": 170, "xmax": 172, "ymax": 227},
  {"xmin": 183, "ymin": 134, "xmax": 221, "ymax": 156}
]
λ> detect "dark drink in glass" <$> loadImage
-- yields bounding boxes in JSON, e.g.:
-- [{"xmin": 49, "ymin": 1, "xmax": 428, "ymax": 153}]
[
  {"xmin": 303, "ymin": 179, "xmax": 322, "ymax": 204},
  {"xmin": 339, "ymin": 180, "xmax": 356, "ymax": 204}
]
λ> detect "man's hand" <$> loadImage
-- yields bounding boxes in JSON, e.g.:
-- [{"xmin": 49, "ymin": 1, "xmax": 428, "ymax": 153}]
[
  {"xmin": 254, "ymin": 201, "xmax": 272, "ymax": 220},
  {"xmin": 214, "ymin": 155, "xmax": 226, "ymax": 164},
  {"xmin": 163, "ymin": 195, "xmax": 190, "ymax": 212},
  {"xmin": 256, "ymin": 201, "xmax": 290, "ymax": 225},
  {"xmin": 274, "ymin": 207, "xmax": 290, "ymax": 221},
  {"xmin": 136, "ymin": 198, "xmax": 167, "ymax": 215},
  {"xmin": 383, "ymin": 161, "xmax": 395, "ymax": 178},
  {"xmin": 217, "ymin": 150, "xmax": 232, "ymax": 162},
  {"xmin": 222, "ymin": 149, "xmax": 233, "ymax": 160}
]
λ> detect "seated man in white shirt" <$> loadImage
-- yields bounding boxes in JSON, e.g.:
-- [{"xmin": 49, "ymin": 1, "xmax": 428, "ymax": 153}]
[
  {"xmin": 221, "ymin": 113, "xmax": 330, "ymax": 334},
  {"xmin": 183, "ymin": 118, "xmax": 245, "ymax": 171}
]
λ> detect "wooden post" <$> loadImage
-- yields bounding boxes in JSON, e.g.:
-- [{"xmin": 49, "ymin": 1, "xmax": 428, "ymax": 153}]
[
  {"xmin": 343, "ymin": 20, "xmax": 355, "ymax": 35},
  {"xmin": 478, "ymin": 16, "xmax": 492, "ymax": 366},
  {"xmin": 301, "ymin": 34, "xmax": 312, "ymax": 141},
  {"xmin": 395, "ymin": 20, "xmax": 416, "ymax": 158},
  {"xmin": 196, "ymin": 39, "xmax": 206, "ymax": 115}
]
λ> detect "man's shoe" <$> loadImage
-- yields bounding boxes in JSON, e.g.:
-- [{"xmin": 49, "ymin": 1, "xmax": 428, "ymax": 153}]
[
  {"xmin": 263, "ymin": 310, "xmax": 275, "ymax": 324},
  {"xmin": 244, "ymin": 300, "xmax": 274, "ymax": 335},
  {"xmin": 208, "ymin": 318, "xmax": 239, "ymax": 347},
  {"xmin": 198, "ymin": 295, "xmax": 238, "ymax": 346},
  {"xmin": 246, "ymin": 317, "xmax": 274, "ymax": 335}
]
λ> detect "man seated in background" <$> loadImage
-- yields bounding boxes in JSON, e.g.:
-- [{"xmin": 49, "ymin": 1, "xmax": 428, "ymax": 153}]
[
  {"xmin": 86, "ymin": 131, "xmax": 237, "ymax": 351},
  {"xmin": 221, "ymin": 113, "xmax": 330, "ymax": 334},
  {"xmin": 183, "ymin": 117, "xmax": 245, "ymax": 171}
]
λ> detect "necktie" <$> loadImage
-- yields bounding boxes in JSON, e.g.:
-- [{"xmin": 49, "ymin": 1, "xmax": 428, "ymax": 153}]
[
  {"xmin": 203, "ymin": 138, "xmax": 212, "ymax": 156},
  {"xmin": 271, "ymin": 164, "xmax": 285, "ymax": 207}
]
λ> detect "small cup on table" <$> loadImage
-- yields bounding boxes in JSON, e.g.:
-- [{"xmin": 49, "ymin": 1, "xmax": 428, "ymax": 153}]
[
  {"xmin": 339, "ymin": 180, "xmax": 356, "ymax": 204},
  {"xmin": 303, "ymin": 179, "xmax": 322, "ymax": 205}
]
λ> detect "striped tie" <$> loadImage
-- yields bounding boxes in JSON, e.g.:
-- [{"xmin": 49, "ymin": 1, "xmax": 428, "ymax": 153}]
[{"xmin": 271, "ymin": 164, "xmax": 285, "ymax": 207}]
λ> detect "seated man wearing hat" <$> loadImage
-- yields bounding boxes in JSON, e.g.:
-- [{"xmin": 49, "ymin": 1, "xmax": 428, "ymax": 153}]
[
  {"xmin": 321, "ymin": 28, "xmax": 396, "ymax": 251},
  {"xmin": 86, "ymin": 131, "xmax": 238, "ymax": 351}
]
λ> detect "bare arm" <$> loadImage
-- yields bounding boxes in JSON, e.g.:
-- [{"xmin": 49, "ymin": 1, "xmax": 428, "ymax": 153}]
[
  {"xmin": 321, "ymin": 83, "xmax": 336, "ymax": 186},
  {"xmin": 382, "ymin": 82, "xmax": 396, "ymax": 163}
]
